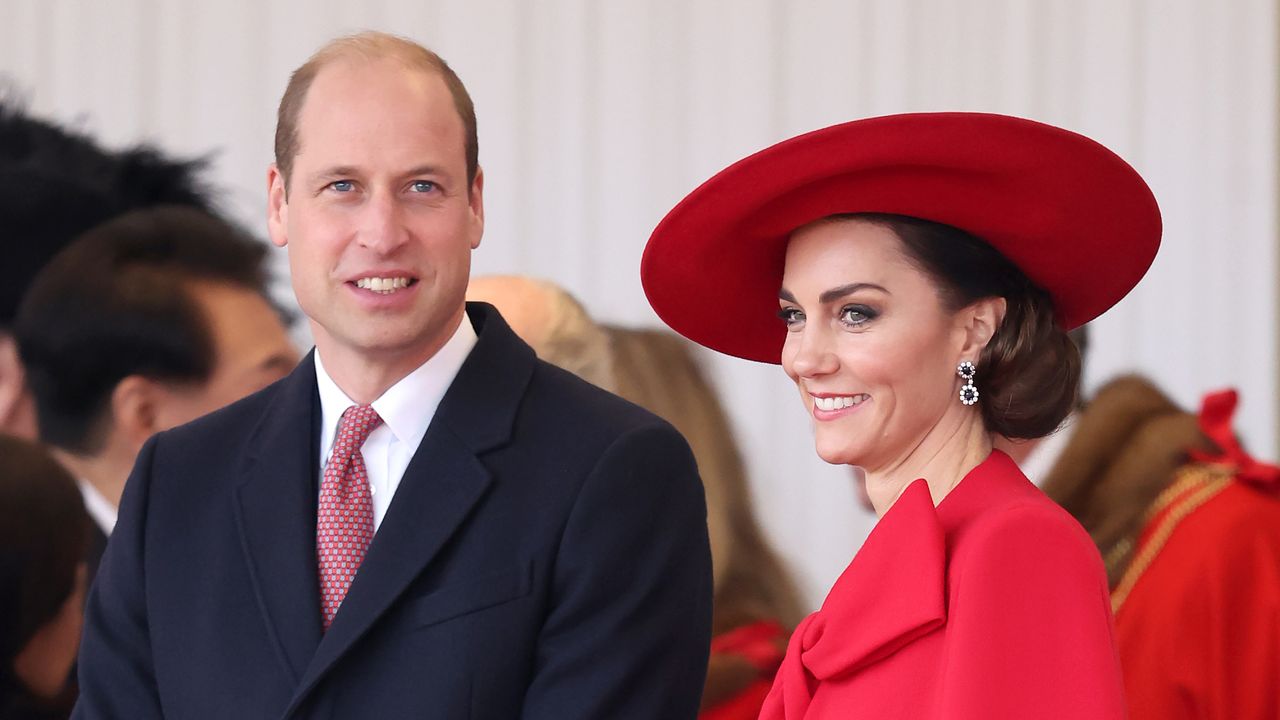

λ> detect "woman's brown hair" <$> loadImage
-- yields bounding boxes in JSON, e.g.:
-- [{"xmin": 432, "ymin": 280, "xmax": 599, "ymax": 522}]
[
  {"xmin": 0, "ymin": 435, "xmax": 89, "ymax": 668},
  {"xmin": 853, "ymin": 213, "xmax": 1081, "ymax": 440}
]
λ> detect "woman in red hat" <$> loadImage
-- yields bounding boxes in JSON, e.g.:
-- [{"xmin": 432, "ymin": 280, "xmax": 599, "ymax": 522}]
[{"xmin": 642, "ymin": 112, "xmax": 1161, "ymax": 719}]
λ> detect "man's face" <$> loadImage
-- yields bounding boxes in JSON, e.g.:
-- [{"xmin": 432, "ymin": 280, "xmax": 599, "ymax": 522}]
[
  {"xmin": 267, "ymin": 58, "xmax": 484, "ymax": 370},
  {"xmin": 151, "ymin": 281, "xmax": 298, "ymax": 429}
]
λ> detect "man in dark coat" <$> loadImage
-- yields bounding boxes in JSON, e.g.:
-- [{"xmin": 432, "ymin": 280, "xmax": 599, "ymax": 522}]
[{"xmin": 72, "ymin": 32, "xmax": 713, "ymax": 719}]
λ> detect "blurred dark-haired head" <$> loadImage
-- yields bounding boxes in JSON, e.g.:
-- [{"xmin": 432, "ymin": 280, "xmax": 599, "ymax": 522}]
[
  {"xmin": 0, "ymin": 99, "xmax": 219, "ymax": 329},
  {"xmin": 0, "ymin": 434, "xmax": 88, "ymax": 707},
  {"xmin": 16, "ymin": 206, "xmax": 297, "ymax": 456},
  {"xmin": 0, "ymin": 98, "xmax": 225, "ymax": 439}
]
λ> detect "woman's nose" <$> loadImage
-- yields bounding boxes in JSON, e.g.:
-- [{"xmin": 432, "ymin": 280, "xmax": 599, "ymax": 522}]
[{"xmin": 786, "ymin": 325, "xmax": 838, "ymax": 378}]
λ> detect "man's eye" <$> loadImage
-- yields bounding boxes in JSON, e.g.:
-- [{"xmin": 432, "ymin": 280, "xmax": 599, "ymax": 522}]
[
  {"xmin": 409, "ymin": 180, "xmax": 437, "ymax": 193},
  {"xmin": 329, "ymin": 180, "xmax": 355, "ymax": 192}
]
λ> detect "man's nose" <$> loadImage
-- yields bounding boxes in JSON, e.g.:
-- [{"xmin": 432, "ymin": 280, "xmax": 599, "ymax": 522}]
[{"xmin": 357, "ymin": 191, "xmax": 410, "ymax": 254}]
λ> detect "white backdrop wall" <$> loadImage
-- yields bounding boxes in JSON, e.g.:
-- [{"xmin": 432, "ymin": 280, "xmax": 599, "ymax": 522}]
[{"xmin": 2, "ymin": 0, "xmax": 1275, "ymax": 609}]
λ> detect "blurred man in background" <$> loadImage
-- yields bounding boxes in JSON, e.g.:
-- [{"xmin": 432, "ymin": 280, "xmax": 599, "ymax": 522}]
[
  {"xmin": 0, "ymin": 99, "xmax": 218, "ymax": 439},
  {"xmin": 15, "ymin": 206, "xmax": 296, "ymax": 584}
]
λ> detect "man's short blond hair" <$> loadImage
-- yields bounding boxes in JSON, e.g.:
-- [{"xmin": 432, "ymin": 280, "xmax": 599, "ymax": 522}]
[{"xmin": 273, "ymin": 31, "xmax": 478, "ymax": 193}]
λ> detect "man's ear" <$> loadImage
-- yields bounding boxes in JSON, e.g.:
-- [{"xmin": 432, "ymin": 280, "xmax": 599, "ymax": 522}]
[
  {"xmin": 0, "ymin": 334, "xmax": 36, "ymax": 439},
  {"xmin": 110, "ymin": 376, "xmax": 163, "ymax": 454},
  {"xmin": 467, "ymin": 166, "xmax": 485, "ymax": 250},
  {"xmin": 956, "ymin": 296, "xmax": 1007, "ymax": 361},
  {"xmin": 267, "ymin": 164, "xmax": 290, "ymax": 249}
]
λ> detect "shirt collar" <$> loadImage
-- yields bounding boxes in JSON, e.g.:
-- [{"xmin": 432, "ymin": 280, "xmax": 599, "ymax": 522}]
[
  {"xmin": 315, "ymin": 315, "xmax": 478, "ymax": 455},
  {"xmin": 76, "ymin": 477, "xmax": 118, "ymax": 535}
]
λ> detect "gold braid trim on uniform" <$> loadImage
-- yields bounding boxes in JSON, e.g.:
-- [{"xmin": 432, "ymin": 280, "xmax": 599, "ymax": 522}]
[
  {"xmin": 1100, "ymin": 470, "xmax": 1205, "ymax": 582},
  {"xmin": 1101, "ymin": 537, "xmax": 1133, "ymax": 578},
  {"xmin": 1110, "ymin": 464, "xmax": 1234, "ymax": 614}
]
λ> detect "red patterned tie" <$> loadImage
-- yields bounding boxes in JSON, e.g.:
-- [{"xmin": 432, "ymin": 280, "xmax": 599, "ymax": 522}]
[{"xmin": 317, "ymin": 404, "xmax": 382, "ymax": 630}]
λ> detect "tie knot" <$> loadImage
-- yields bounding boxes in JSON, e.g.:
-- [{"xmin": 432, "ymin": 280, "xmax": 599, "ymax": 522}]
[{"xmin": 337, "ymin": 404, "xmax": 383, "ymax": 447}]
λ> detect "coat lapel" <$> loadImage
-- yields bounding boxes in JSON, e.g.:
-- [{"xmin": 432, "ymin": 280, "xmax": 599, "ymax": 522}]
[
  {"xmin": 284, "ymin": 304, "xmax": 536, "ymax": 716},
  {"xmin": 763, "ymin": 479, "xmax": 949, "ymax": 718},
  {"xmin": 798, "ymin": 479, "xmax": 948, "ymax": 680},
  {"xmin": 233, "ymin": 354, "xmax": 324, "ymax": 685}
]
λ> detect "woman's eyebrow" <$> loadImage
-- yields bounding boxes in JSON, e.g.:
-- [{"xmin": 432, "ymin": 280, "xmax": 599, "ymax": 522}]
[
  {"xmin": 779, "ymin": 283, "xmax": 890, "ymax": 304},
  {"xmin": 819, "ymin": 282, "xmax": 889, "ymax": 304}
]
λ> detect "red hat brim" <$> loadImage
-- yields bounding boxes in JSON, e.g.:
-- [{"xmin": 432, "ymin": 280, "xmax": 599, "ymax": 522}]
[{"xmin": 641, "ymin": 112, "xmax": 1161, "ymax": 364}]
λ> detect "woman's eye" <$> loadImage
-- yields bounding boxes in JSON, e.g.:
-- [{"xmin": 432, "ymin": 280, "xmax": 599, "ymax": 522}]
[
  {"xmin": 777, "ymin": 307, "xmax": 805, "ymax": 328},
  {"xmin": 840, "ymin": 305, "xmax": 876, "ymax": 326},
  {"xmin": 409, "ymin": 180, "xmax": 437, "ymax": 193},
  {"xmin": 328, "ymin": 180, "xmax": 355, "ymax": 193}
]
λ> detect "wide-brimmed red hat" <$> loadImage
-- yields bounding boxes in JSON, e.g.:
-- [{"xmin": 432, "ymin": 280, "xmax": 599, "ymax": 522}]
[{"xmin": 641, "ymin": 112, "xmax": 1161, "ymax": 364}]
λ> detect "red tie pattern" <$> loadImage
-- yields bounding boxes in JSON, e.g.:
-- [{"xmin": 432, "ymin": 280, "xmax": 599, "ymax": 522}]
[{"xmin": 317, "ymin": 404, "xmax": 383, "ymax": 630}]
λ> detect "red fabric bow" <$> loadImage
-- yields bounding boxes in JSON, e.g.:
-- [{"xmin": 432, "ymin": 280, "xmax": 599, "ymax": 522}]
[{"xmin": 1189, "ymin": 389, "xmax": 1280, "ymax": 492}]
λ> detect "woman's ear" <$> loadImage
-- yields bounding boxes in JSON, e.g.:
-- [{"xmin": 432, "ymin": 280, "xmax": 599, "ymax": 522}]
[{"xmin": 957, "ymin": 296, "xmax": 1007, "ymax": 359}]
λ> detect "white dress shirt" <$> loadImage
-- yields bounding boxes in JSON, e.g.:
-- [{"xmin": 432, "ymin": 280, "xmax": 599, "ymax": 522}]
[
  {"xmin": 314, "ymin": 317, "xmax": 477, "ymax": 530},
  {"xmin": 77, "ymin": 477, "xmax": 118, "ymax": 536}
]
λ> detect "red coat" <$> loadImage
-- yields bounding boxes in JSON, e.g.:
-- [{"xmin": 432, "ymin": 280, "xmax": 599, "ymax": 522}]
[{"xmin": 760, "ymin": 451, "xmax": 1126, "ymax": 719}]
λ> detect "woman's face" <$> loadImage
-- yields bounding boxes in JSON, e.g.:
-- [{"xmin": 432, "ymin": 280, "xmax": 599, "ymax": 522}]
[{"xmin": 779, "ymin": 218, "xmax": 971, "ymax": 469}]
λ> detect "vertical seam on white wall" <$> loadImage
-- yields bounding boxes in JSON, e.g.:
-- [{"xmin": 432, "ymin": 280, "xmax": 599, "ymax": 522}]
[
  {"xmin": 1274, "ymin": 0, "xmax": 1280, "ymax": 456},
  {"xmin": 580, "ymin": 0, "xmax": 599, "ymax": 301},
  {"xmin": 512, "ymin": 0, "xmax": 533, "ymax": 272}
]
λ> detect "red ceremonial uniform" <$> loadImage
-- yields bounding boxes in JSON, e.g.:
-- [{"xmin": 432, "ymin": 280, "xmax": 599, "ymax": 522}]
[
  {"xmin": 700, "ymin": 621, "xmax": 788, "ymax": 720},
  {"xmin": 1112, "ymin": 390, "xmax": 1280, "ymax": 720},
  {"xmin": 760, "ymin": 451, "xmax": 1126, "ymax": 719}
]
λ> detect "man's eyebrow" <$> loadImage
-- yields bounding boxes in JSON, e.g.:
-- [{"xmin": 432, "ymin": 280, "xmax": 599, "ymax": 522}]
[
  {"xmin": 402, "ymin": 164, "xmax": 447, "ymax": 177},
  {"xmin": 312, "ymin": 166, "xmax": 361, "ymax": 180},
  {"xmin": 310, "ymin": 164, "xmax": 452, "ymax": 179}
]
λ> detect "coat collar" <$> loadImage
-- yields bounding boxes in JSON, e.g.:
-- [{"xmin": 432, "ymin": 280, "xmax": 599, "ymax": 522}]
[
  {"xmin": 800, "ymin": 478, "xmax": 947, "ymax": 680},
  {"xmin": 233, "ymin": 350, "xmax": 325, "ymax": 686},
  {"xmin": 232, "ymin": 304, "xmax": 536, "ymax": 713},
  {"xmin": 763, "ymin": 450, "xmax": 1026, "ymax": 718},
  {"xmin": 288, "ymin": 307, "xmax": 535, "ymax": 710}
]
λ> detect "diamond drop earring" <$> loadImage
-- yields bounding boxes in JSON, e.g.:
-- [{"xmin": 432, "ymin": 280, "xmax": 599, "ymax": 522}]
[{"xmin": 957, "ymin": 361, "xmax": 979, "ymax": 406}]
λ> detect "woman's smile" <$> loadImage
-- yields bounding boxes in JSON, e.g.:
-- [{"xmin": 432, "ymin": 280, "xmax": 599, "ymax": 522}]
[{"xmin": 808, "ymin": 392, "xmax": 870, "ymax": 420}]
